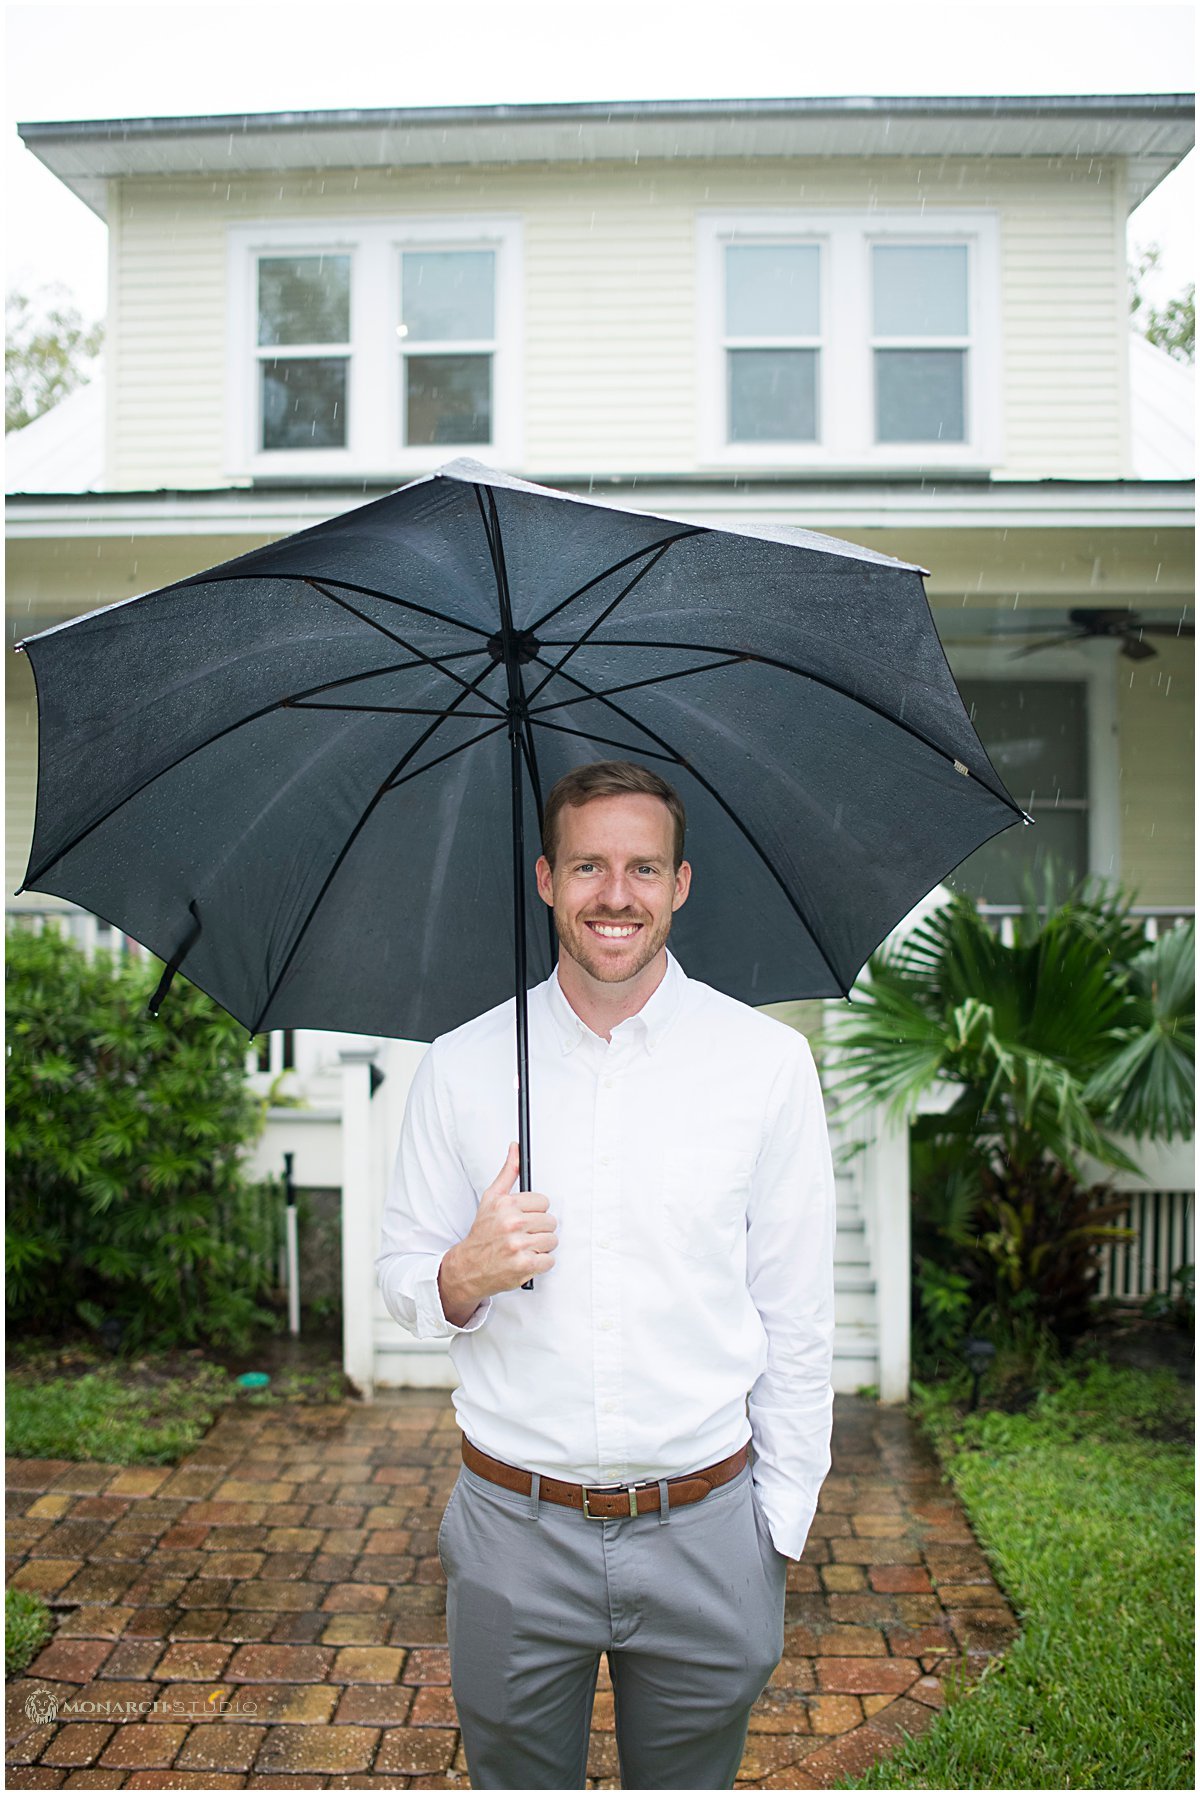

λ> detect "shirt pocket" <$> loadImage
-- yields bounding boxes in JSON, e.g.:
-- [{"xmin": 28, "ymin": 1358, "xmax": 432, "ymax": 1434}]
[{"xmin": 660, "ymin": 1143, "xmax": 750, "ymax": 1261}]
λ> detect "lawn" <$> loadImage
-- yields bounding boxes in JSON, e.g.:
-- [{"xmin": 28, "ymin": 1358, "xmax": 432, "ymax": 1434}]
[
  {"xmin": 5, "ymin": 1337, "xmax": 351, "ymax": 1465},
  {"xmin": 841, "ymin": 1351, "xmax": 1195, "ymax": 1792}
]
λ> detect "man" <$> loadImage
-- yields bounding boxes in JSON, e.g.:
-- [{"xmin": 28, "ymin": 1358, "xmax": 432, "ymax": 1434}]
[{"xmin": 376, "ymin": 759, "xmax": 836, "ymax": 1791}]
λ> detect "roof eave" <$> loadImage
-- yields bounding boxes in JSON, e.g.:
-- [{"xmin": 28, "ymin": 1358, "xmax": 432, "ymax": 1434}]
[{"xmin": 18, "ymin": 93, "xmax": 1194, "ymax": 221}]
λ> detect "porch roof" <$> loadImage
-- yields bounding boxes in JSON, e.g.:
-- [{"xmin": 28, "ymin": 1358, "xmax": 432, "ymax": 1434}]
[{"xmin": 5, "ymin": 474, "xmax": 1193, "ymax": 543}]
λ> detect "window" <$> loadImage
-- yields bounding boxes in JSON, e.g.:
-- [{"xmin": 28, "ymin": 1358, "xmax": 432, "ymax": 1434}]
[
  {"xmin": 699, "ymin": 210, "xmax": 999, "ymax": 468},
  {"xmin": 949, "ymin": 680, "xmax": 1089, "ymax": 904},
  {"xmin": 399, "ymin": 250, "xmax": 495, "ymax": 447},
  {"xmin": 257, "ymin": 256, "xmax": 351, "ymax": 450},
  {"xmin": 872, "ymin": 244, "xmax": 968, "ymax": 444},
  {"xmin": 227, "ymin": 218, "xmax": 521, "ymax": 476},
  {"xmin": 723, "ymin": 243, "xmax": 821, "ymax": 443}
]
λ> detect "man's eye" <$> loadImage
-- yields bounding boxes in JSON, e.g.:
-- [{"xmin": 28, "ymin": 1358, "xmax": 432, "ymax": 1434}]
[{"xmin": 576, "ymin": 863, "xmax": 596, "ymax": 873}]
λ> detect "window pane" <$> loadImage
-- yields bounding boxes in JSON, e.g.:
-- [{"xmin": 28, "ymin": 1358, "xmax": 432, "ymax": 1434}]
[
  {"xmin": 725, "ymin": 244, "xmax": 820, "ymax": 337},
  {"xmin": 401, "ymin": 251, "xmax": 494, "ymax": 341},
  {"xmin": 260, "ymin": 358, "xmax": 347, "ymax": 449},
  {"xmin": 875, "ymin": 349, "xmax": 965, "ymax": 442},
  {"xmin": 258, "ymin": 256, "xmax": 350, "ymax": 346},
  {"xmin": 948, "ymin": 677, "xmax": 1088, "ymax": 903},
  {"xmin": 872, "ymin": 244, "xmax": 968, "ymax": 336},
  {"xmin": 405, "ymin": 354, "xmax": 491, "ymax": 445},
  {"xmin": 728, "ymin": 349, "xmax": 818, "ymax": 442},
  {"xmin": 958, "ymin": 679, "xmax": 1088, "ymax": 796}
]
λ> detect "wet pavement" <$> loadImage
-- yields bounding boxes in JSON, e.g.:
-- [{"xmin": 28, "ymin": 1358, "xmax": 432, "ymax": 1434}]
[{"xmin": 6, "ymin": 1392, "xmax": 1019, "ymax": 1789}]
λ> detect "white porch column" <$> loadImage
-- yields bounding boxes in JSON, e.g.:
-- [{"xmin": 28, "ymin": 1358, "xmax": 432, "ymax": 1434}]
[
  {"xmin": 339, "ymin": 1043, "xmax": 382, "ymax": 1403},
  {"xmin": 864, "ymin": 1109, "xmax": 911, "ymax": 1404}
]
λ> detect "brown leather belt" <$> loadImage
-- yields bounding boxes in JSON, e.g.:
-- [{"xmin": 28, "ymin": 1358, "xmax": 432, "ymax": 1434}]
[{"xmin": 461, "ymin": 1437, "xmax": 749, "ymax": 1520}]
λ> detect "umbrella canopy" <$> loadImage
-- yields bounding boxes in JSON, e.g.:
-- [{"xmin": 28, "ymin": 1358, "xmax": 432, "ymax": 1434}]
[{"xmin": 19, "ymin": 457, "xmax": 1027, "ymax": 1047}]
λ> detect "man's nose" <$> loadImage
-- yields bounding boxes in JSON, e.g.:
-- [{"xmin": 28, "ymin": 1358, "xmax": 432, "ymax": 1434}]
[{"xmin": 599, "ymin": 872, "xmax": 634, "ymax": 910}]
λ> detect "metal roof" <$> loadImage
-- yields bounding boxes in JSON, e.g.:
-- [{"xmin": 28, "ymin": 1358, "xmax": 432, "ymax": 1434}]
[{"xmin": 18, "ymin": 94, "xmax": 1194, "ymax": 219}]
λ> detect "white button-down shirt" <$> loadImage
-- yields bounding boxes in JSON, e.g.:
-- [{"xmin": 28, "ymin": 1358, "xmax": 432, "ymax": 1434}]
[{"xmin": 375, "ymin": 949, "xmax": 836, "ymax": 1558}]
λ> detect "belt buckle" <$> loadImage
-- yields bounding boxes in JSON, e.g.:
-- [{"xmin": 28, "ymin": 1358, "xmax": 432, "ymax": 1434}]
[{"xmin": 581, "ymin": 1479, "xmax": 649, "ymax": 1520}]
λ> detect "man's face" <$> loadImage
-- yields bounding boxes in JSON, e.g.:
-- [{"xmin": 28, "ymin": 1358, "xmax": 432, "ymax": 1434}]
[{"xmin": 535, "ymin": 793, "xmax": 691, "ymax": 985}]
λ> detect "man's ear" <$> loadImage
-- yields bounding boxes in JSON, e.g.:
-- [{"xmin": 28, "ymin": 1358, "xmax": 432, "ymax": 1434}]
[
  {"xmin": 535, "ymin": 854, "xmax": 555, "ymax": 907},
  {"xmin": 672, "ymin": 859, "xmax": 692, "ymax": 911}
]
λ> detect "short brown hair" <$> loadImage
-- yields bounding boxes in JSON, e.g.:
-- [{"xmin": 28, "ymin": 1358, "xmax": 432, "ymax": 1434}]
[{"xmin": 541, "ymin": 761, "xmax": 686, "ymax": 869}]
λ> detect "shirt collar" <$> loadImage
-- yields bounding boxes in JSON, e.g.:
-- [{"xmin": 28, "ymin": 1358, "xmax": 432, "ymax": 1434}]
[{"xmin": 544, "ymin": 949, "xmax": 687, "ymax": 1056}]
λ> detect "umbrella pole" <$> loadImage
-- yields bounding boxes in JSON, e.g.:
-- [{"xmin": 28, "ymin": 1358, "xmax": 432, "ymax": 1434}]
[{"xmin": 508, "ymin": 709, "xmax": 535, "ymax": 1291}]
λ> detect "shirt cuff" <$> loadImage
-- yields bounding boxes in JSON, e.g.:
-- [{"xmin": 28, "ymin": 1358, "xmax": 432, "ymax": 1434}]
[
  {"xmin": 768, "ymin": 1502, "xmax": 818, "ymax": 1562},
  {"xmin": 752, "ymin": 1469, "xmax": 822, "ymax": 1561},
  {"xmin": 414, "ymin": 1256, "xmax": 492, "ymax": 1338}
]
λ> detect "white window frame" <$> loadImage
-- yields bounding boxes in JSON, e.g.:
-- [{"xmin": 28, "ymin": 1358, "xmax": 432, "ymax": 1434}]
[
  {"xmin": 697, "ymin": 209, "xmax": 1001, "ymax": 472},
  {"xmin": 226, "ymin": 216, "xmax": 523, "ymax": 480}
]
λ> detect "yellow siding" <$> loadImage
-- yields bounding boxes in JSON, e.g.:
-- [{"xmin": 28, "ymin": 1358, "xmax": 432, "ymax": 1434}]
[
  {"xmin": 1117, "ymin": 636, "xmax": 1195, "ymax": 905},
  {"xmin": 107, "ymin": 155, "xmax": 1127, "ymax": 489}
]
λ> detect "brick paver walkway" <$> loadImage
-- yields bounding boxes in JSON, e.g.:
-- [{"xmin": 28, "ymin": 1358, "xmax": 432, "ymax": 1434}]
[{"xmin": 7, "ymin": 1393, "xmax": 1018, "ymax": 1789}]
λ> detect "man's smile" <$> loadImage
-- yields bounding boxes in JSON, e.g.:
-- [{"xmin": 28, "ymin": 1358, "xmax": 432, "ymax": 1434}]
[{"xmin": 585, "ymin": 921, "xmax": 643, "ymax": 939}]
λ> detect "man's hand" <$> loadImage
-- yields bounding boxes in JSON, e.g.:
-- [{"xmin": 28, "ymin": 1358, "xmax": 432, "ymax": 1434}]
[{"xmin": 438, "ymin": 1142, "xmax": 558, "ymax": 1325}]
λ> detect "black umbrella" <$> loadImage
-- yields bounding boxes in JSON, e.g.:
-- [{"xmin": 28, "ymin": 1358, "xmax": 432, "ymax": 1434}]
[{"xmin": 17, "ymin": 457, "xmax": 1028, "ymax": 1202}]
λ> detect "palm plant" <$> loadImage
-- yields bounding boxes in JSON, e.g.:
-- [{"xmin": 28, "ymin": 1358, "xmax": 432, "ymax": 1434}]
[{"xmin": 823, "ymin": 880, "xmax": 1194, "ymax": 1356}]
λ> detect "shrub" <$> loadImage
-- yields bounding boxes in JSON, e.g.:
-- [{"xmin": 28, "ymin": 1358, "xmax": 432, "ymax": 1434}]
[
  {"xmin": 6, "ymin": 926, "xmax": 279, "ymax": 1351},
  {"xmin": 824, "ymin": 881, "xmax": 1195, "ymax": 1370}
]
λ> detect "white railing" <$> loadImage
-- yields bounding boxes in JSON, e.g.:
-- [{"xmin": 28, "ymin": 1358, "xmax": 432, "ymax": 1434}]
[
  {"xmin": 1095, "ymin": 1188, "xmax": 1194, "ymax": 1301},
  {"xmin": 977, "ymin": 902, "xmax": 1193, "ymax": 945},
  {"xmin": 6, "ymin": 899, "xmax": 146, "ymax": 959}
]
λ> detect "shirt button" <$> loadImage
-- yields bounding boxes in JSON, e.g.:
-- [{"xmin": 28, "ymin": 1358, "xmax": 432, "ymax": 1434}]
[
  {"xmin": 603, "ymin": 1077, "xmax": 615, "ymax": 1089},
  {"xmin": 599, "ymin": 1154, "xmax": 611, "ymax": 1166},
  {"xmin": 598, "ymin": 1317, "xmax": 613, "ymax": 1330},
  {"xmin": 602, "ymin": 1400, "xmax": 616, "ymax": 1413}
]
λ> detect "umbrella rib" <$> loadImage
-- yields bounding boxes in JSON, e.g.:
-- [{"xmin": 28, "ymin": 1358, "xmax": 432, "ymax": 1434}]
[
  {"xmin": 196, "ymin": 569, "xmax": 495, "ymax": 641},
  {"xmin": 529, "ymin": 654, "xmax": 746, "ymax": 716},
  {"xmin": 523, "ymin": 540, "xmax": 681, "ymax": 708},
  {"xmin": 19, "ymin": 649, "xmax": 489, "ymax": 892},
  {"xmin": 382, "ymin": 720, "xmax": 509, "ymax": 792},
  {"xmin": 248, "ymin": 664, "xmax": 502, "ymax": 1035},
  {"xmin": 526, "ymin": 529, "xmax": 705, "ymax": 636},
  {"xmin": 524, "ymin": 653, "xmax": 851, "ymax": 995},
  {"xmin": 527, "ymin": 716, "xmax": 684, "ymax": 764},
  {"xmin": 289, "ymin": 703, "xmax": 502, "ymax": 718},
  {"xmin": 305, "ymin": 580, "xmax": 508, "ymax": 717},
  {"xmin": 538, "ymin": 636, "xmax": 1025, "ymax": 817}
]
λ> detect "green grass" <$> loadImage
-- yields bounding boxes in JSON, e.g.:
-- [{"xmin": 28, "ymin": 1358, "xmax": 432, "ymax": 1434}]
[
  {"xmin": 6, "ymin": 1358, "xmax": 234, "ymax": 1465},
  {"xmin": 6, "ymin": 1588, "xmax": 53, "ymax": 1677},
  {"xmin": 841, "ymin": 1355, "xmax": 1195, "ymax": 1791},
  {"xmin": 6, "ymin": 1342, "xmax": 351, "ymax": 1466}
]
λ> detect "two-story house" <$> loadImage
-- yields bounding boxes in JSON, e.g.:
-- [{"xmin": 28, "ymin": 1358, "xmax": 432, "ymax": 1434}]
[{"xmin": 7, "ymin": 94, "xmax": 1194, "ymax": 1400}]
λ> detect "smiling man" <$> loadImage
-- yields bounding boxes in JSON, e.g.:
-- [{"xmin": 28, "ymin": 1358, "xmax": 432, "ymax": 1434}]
[{"xmin": 376, "ymin": 759, "xmax": 836, "ymax": 1791}]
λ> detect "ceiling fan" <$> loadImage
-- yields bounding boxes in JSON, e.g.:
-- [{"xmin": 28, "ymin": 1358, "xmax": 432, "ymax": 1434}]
[{"xmin": 959, "ymin": 608, "xmax": 1194, "ymax": 663}]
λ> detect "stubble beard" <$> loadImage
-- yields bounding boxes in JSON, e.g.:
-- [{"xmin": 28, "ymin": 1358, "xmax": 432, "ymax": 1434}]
[{"xmin": 555, "ymin": 906, "xmax": 675, "ymax": 986}]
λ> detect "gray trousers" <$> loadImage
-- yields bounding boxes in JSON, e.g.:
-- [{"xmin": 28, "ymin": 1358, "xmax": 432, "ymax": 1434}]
[{"xmin": 437, "ymin": 1455, "xmax": 788, "ymax": 1790}]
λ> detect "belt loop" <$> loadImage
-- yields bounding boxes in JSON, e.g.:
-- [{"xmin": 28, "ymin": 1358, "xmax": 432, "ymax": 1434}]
[
  {"xmin": 528, "ymin": 1472, "xmax": 541, "ymax": 1521},
  {"xmin": 657, "ymin": 1478, "xmax": 671, "ymax": 1526}
]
